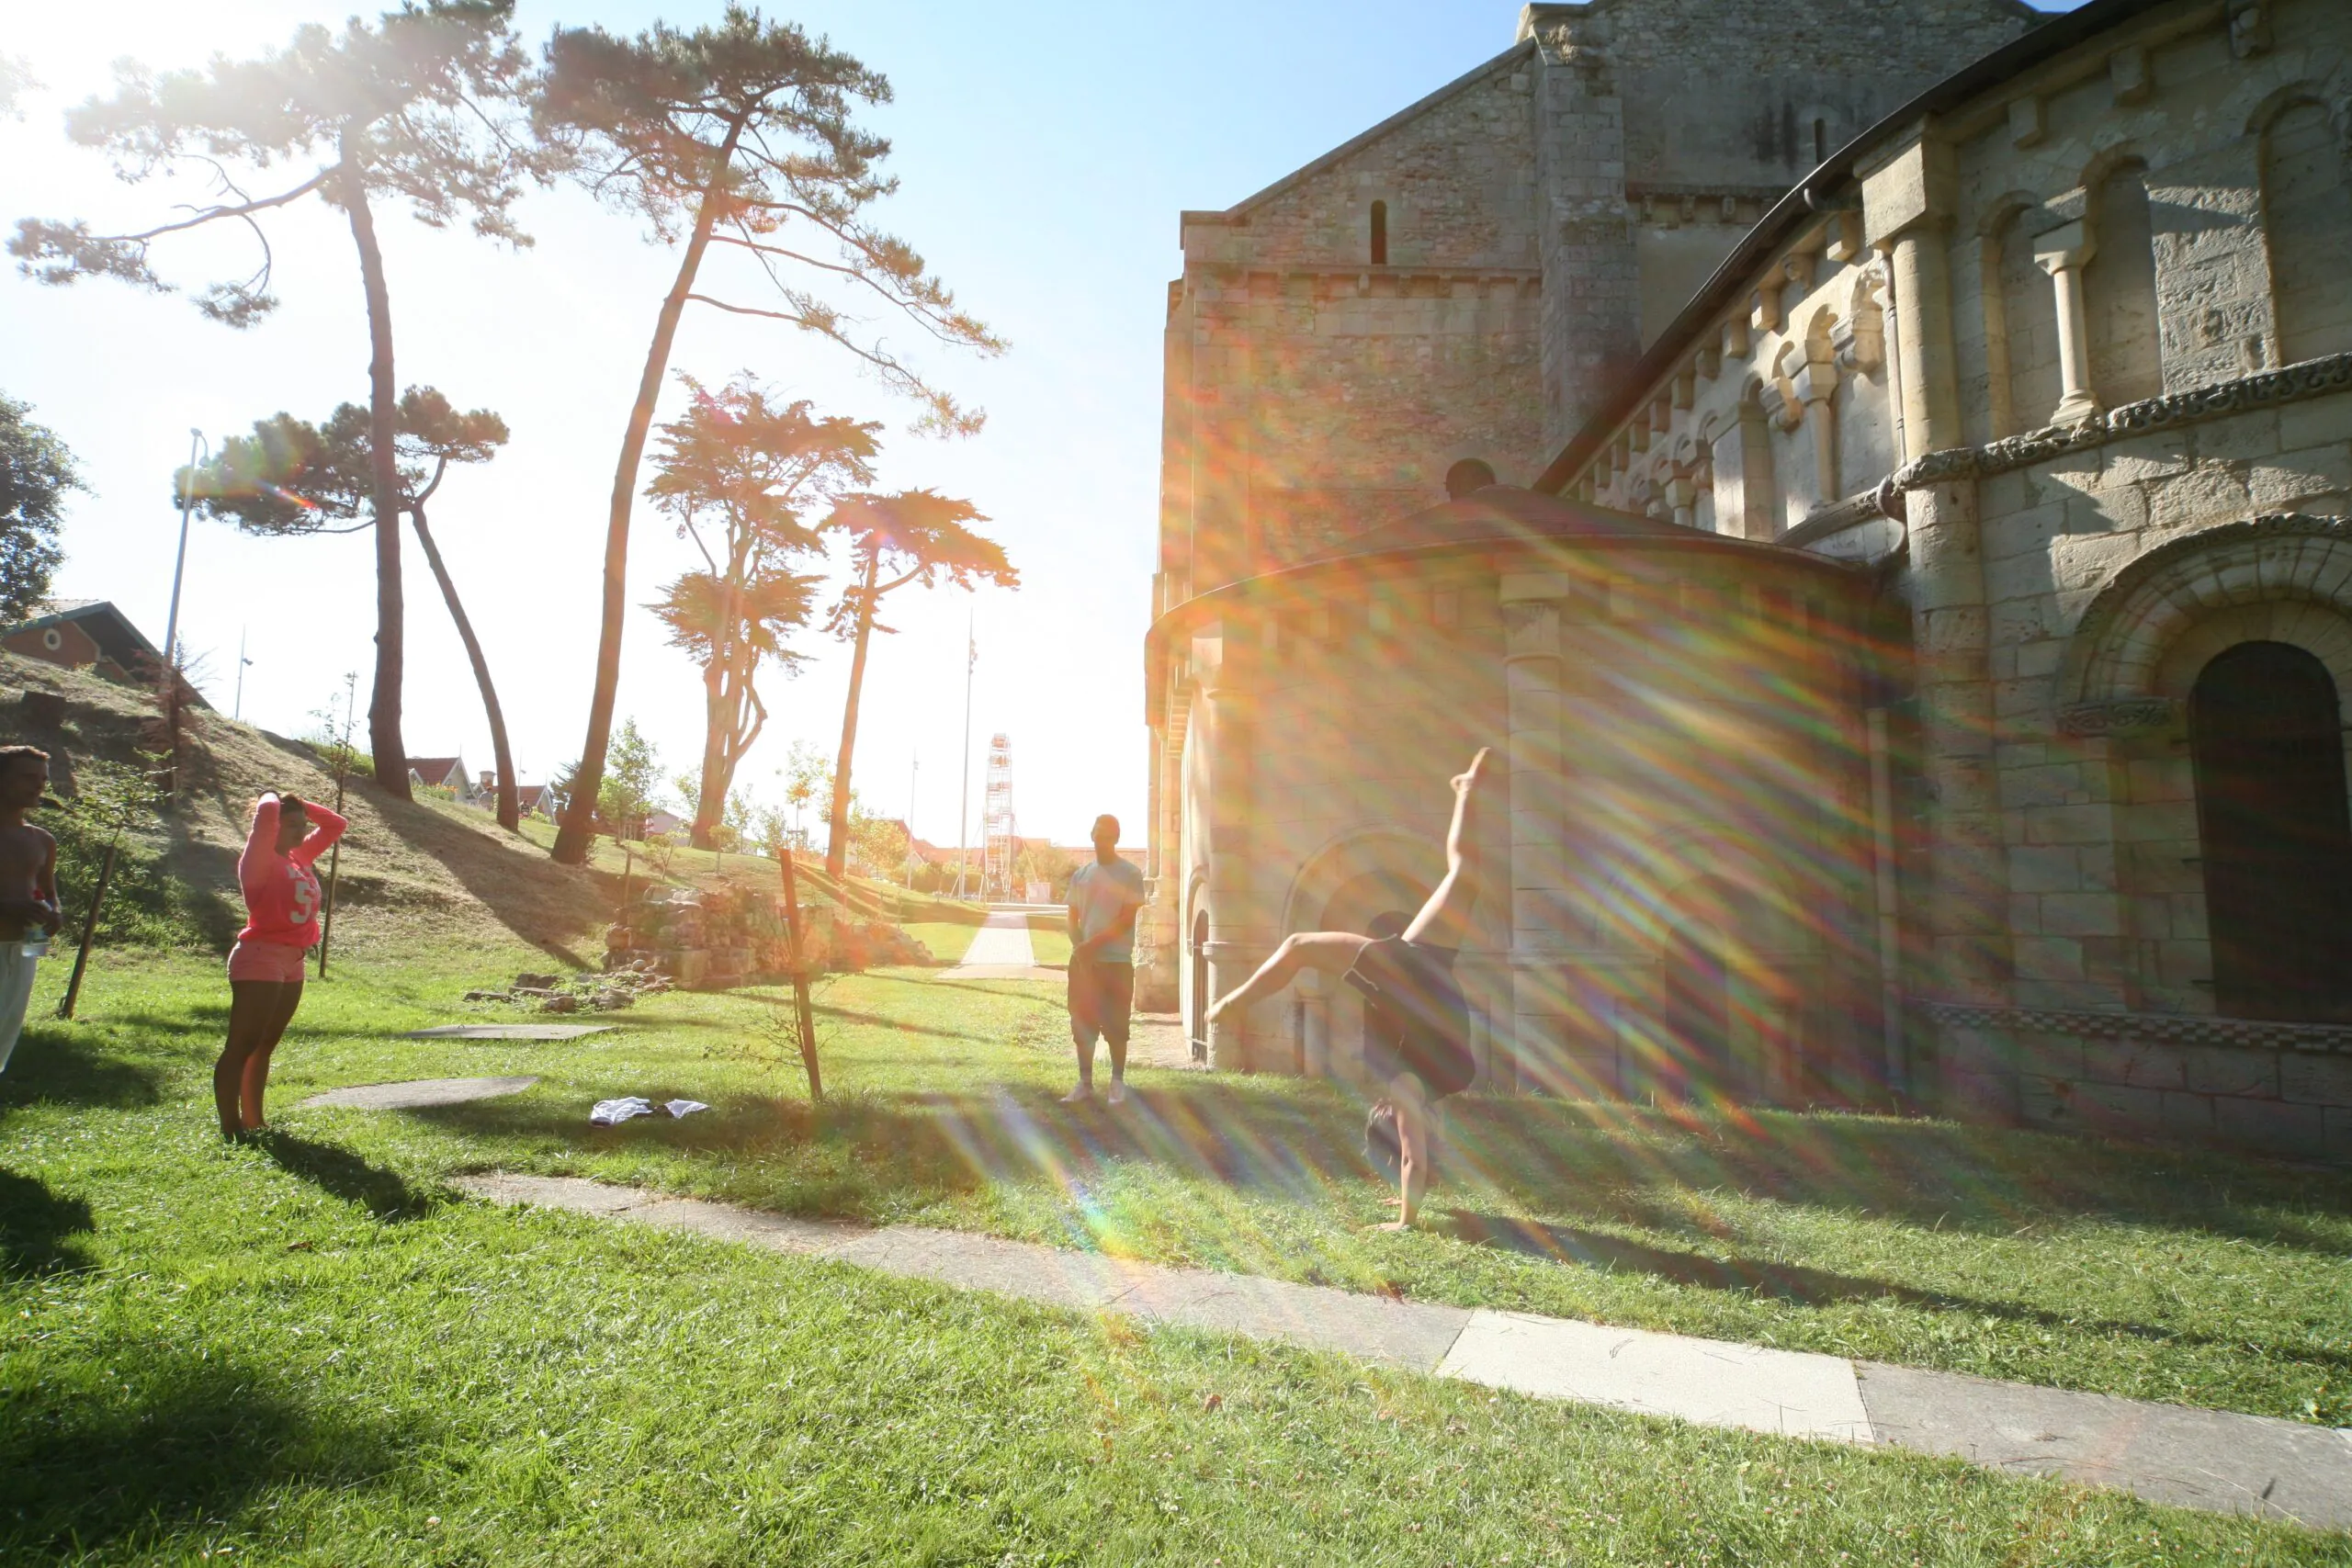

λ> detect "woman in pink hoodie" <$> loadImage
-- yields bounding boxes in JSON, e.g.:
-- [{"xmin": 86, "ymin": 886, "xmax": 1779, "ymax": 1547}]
[{"xmin": 215, "ymin": 791, "xmax": 346, "ymax": 1138}]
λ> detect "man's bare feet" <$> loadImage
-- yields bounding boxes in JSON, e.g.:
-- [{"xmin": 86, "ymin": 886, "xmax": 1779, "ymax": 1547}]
[
  {"xmin": 1369, "ymin": 1219, "xmax": 1412, "ymax": 1233},
  {"xmin": 1060, "ymin": 1085, "xmax": 1092, "ymax": 1105},
  {"xmin": 1105, "ymin": 1081, "xmax": 1128, "ymax": 1106}
]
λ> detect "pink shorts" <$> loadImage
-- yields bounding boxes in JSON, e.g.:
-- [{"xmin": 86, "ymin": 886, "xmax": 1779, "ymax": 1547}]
[{"xmin": 227, "ymin": 941, "xmax": 310, "ymax": 984}]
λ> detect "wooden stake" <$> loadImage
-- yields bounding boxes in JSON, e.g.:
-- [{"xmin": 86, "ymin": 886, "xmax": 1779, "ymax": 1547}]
[
  {"xmin": 54, "ymin": 838, "xmax": 118, "ymax": 1021},
  {"xmin": 777, "ymin": 848, "xmax": 822, "ymax": 1100}
]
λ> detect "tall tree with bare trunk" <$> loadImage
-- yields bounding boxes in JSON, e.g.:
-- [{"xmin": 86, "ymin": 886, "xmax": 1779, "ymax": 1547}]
[
  {"xmin": 9, "ymin": 1, "xmax": 541, "ymax": 798},
  {"xmin": 535, "ymin": 6, "xmax": 1001, "ymax": 865},
  {"xmin": 644, "ymin": 375, "xmax": 875, "ymax": 848},
  {"xmin": 821, "ymin": 491, "xmax": 1015, "ymax": 879},
  {"xmin": 182, "ymin": 389, "xmax": 524, "ymax": 829}
]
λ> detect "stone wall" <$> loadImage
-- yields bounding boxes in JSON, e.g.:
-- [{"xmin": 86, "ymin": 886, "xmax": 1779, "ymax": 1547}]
[{"xmin": 1553, "ymin": 0, "xmax": 2352, "ymax": 1161}]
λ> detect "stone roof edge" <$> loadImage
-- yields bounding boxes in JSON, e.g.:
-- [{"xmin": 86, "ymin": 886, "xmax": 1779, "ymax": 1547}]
[
  {"xmin": 1184, "ymin": 39, "xmax": 1539, "ymax": 231},
  {"xmin": 1531, "ymin": 0, "xmax": 2184, "ymax": 496},
  {"xmin": 1141, "ymin": 527, "xmax": 1862, "ymax": 721}
]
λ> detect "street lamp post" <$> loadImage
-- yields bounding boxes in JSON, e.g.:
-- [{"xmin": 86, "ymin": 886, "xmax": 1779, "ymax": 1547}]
[{"xmin": 163, "ymin": 428, "xmax": 206, "ymax": 672}]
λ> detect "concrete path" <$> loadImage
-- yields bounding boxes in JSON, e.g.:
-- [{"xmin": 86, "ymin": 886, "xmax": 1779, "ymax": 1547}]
[
  {"xmin": 949, "ymin": 909, "xmax": 1054, "ymax": 979},
  {"xmin": 454, "ymin": 1172, "xmax": 2352, "ymax": 1530},
  {"xmin": 404, "ymin": 1024, "xmax": 615, "ymax": 1041},
  {"xmin": 302, "ymin": 1076, "xmax": 539, "ymax": 1111}
]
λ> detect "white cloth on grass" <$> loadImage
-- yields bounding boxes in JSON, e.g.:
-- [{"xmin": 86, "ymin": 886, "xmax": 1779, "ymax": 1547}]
[
  {"xmin": 0, "ymin": 941, "xmax": 43, "ymax": 1076},
  {"xmin": 664, "ymin": 1100, "xmax": 707, "ymax": 1119},
  {"xmin": 590, "ymin": 1097, "xmax": 652, "ymax": 1125}
]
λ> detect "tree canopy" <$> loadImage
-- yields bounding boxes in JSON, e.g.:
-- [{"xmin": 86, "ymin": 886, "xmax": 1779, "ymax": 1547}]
[
  {"xmin": 0, "ymin": 393, "xmax": 81, "ymax": 626},
  {"xmin": 12, "ymin": 1, "xmax": 538, "ymax": 327}
]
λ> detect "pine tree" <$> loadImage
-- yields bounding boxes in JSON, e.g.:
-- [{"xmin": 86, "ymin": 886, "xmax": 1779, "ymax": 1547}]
[
  {"xmin": 10, "ymin": 1, "xmax": 543, "ymax": 797},
  {"xmin": 535, "ymin": 5, "xmax": 1001, "ymax": 865},
  {"xmin": 821, "ymin": 491, "xmax": 1015, "ymax": 879},
  {"xmin": 183, "ymin": 388, "xmax": 523, "ymax": 829}
]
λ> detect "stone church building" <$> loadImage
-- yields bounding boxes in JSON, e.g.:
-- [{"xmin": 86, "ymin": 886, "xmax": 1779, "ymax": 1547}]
[{"xmin": 1136, "ymin": 0, "xmax": 2352, "ymax": 1162}]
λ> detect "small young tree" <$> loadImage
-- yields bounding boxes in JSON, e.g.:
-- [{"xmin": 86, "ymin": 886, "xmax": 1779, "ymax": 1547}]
[
  {"xmin": 0, "ymin": 392, "xmax": 80, "ymax": 625},
  {"xmin": 536, "ymin": 6, "xmax": 1002, "ymax": 866},
  {"xmin": 599, "ymin": 718, "xmax": 660, "ymax": 844},
  {"xmin": 821, "ymin": 491, "xmax": 1016, "ymax": 877},
  {"xmin": 11, "ymin": 2, "xmax": 542, "ymax": 797},
  {"xmin": 52, "ymin": 753, "xmax": 169, "ymax": 1019},
  {"xmin": 780, "ymin": 739, "xmax": 829, "ymax": 848},
  {"xmin": 308, "ymin": 672, "xmax": 363, "ymax": 976},
  {"xmin": 644, "ymin": 378, "xmax": 873, "ymax": 847},
  {"xmin": 184, "ymin": 389, "xmax": 524, "ymax": 828}
]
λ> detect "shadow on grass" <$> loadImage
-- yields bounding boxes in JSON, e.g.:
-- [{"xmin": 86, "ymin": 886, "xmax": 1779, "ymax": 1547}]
[
  {"xmin": 257, "ymin": 1132, "xmax": 437, "ymax": 1221},
  {"xmin": 1442, "ymin": 1208, "xmax": 2352, "ymax": 1372},
  {"xmin": 0, "ymin": 1168, "xmax": 95, "ymax": 1276},
  {"xmin": 1451, "ymin": 1097, "xmax": 2352, "ymax": 1254},
  {"xmin": 0, "ymin": 1028, "xmax": 168, "ymax": 1111},
  {"xmin": 0, "ymin": 1348, "xmax": 414, "ymax": 1555}
]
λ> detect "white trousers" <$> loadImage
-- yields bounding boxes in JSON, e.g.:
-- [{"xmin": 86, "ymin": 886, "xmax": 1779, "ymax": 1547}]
[{"xmin": 0, "ymin": 946, "xmax": 40, "ymax": 1074}]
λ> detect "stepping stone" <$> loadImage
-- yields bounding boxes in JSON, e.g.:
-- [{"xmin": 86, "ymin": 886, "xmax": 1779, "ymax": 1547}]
[
  {"xmin": 1860, "ymin": 1362, "xmax": 2352, "ymax": 1529},
  {"xmin": 1438, "ymin": 1309, "xmax": 1873, "ymax": 1443},
  {"xmin": 403, "ymin": 1024, "xmax": 615, "ymax": 1040},
  {"xmin": 300, "ymin": 1076, "xmax": 539, "ymax": 1111}
]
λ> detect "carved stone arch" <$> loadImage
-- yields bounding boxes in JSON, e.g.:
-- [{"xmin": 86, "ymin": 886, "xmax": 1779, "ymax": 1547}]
[
  {"xmin": 2242, "ymin": 78, "xmax": 2341, "ymax": 140},
  {"xmin": 2075, "ymin": 142, "xmax": 2149, "ymax": 199},
  {"xmin": 1976, "ymin": 188, "xmax": 2042, "ymax": 240},
  {"xmin": 2058, "ymin": 513, "xmax": 2352, "ymax": 721},
  {"xmin": 1278, "ymin": 825, "xmax": 1441, "ymax": 938}
]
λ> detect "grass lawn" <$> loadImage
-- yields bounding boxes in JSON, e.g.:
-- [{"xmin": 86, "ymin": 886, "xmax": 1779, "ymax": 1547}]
[{"xmin": 4, "ymin": 946, "xmax": 2349, "ymax": 1562}]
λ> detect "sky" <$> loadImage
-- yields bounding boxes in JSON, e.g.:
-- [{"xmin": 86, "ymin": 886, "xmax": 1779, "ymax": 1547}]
[{"xmin": 0, "ymin": 0, "xmax": 1544, "ymax": 850}]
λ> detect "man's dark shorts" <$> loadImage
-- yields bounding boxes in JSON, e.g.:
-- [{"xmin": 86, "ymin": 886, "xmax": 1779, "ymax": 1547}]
[
  {"xmin": 1344, "ymin": 936, "xmax": 1475, "ymax": 1098},
  {"xmin": 1068, "ymin": 955, "xmax": 1135, "ymax": 1048}
]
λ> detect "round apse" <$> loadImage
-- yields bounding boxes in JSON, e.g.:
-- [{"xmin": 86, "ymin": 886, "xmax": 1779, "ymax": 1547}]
[{"xmin": 1444, "ymin": 458, "xmax": 1498, "ymax": 500}]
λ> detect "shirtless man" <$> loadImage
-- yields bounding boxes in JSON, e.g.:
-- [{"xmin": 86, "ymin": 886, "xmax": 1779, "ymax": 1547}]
[
  {"xmin": 1207, "ymin": 748, "xmax": 1492, "ymax": 1229},
  {"xmin": 0, "ymin": 745, "xmax": 62, "ymax": 1075}
]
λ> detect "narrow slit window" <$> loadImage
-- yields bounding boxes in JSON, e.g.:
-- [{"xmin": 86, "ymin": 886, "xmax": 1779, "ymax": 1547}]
[
  {"xmin": 1370, "ymin": 200, "xmax": 1388, "ymax": 265},
  {"xmin": 1813, "ymin": 118, "xmax": 1828, "ymax": 165}
]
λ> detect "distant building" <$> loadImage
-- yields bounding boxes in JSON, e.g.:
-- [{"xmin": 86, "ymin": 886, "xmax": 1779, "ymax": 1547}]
[
  {"xmin": 409, "ymin": 756, "xmax": 471, "ymax": 794},
  {"xmin": 2, "ymin": 599, "xmax": 209, "ymax": 706}
]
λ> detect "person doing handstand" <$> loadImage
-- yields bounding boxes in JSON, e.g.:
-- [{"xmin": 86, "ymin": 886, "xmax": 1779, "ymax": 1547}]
[{"xmin": 1206, "ymin": 747, "xmax": 1493, "ymax": 1229}]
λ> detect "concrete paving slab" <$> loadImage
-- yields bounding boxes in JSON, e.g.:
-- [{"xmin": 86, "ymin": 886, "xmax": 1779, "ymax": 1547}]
[
  {"xmin": 451, "ymin": 1172, "xmax": 662, "ymax": 1215},
  {"xmin": 1113, "ymin": 1267, "xmax": 1471, "ymax": 1370},
  {"xmin": 404, "ymin": 1024, "xmax": 615, "ymax": 1040},
  {"xmin": 1439, "ymin": 1310, "xmax": 1872, "ymax": 1443},
  {"xmin": 300, "ymin": 1076, "xmax": 540, "ymax": 1111},
  {"xmin": 1860, "ymin": 1362, "xmax": 2352, "ymax": 1529},
  {"xmin": 615, "ymin": 1198, "xmax": 862, "ymax": 1255},
  {"xmin": 956, "ymin": 913, "xmax": 1036, "ymax": 970},
  {"xmin": 826, "ymin": 1226, "xmax": 1159, "ymax": 1310}
]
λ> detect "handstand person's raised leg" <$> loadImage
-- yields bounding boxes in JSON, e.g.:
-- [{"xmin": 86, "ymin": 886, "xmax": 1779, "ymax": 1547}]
[
  {"xmin": 1205, "ymin": 931, "xmax": 1368, "ymax": 1024},
  {"xmin": 1402, "ymin": 748, "xmax": 1494, "ymax": 950}
]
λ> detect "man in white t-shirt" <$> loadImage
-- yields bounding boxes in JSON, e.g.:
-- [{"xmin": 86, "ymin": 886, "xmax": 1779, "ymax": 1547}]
[{"xmin": 1062, "ymin": 814, "xmax": 1146, "ymax": 1105}]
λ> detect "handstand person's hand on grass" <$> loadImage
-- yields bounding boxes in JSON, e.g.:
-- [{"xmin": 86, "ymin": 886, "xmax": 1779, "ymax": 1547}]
[{"xmin": 1203, "ymin": 749, "xmax": 1493, "ymax": 1226}]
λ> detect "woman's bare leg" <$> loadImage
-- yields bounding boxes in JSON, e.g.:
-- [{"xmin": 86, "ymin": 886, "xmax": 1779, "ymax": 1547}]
[
  {"xmin": 239, "ymin": 980, "xmax": 304, "ymax": 1132},
  {"xmin": 1402, "ymin": 748, "xmax": 1495, "ymax": 950},
  {"xmin": 216, "ymin": 981, "xmax": 276, "ymax": 1139},
  {"xmin": 1206, "ymin": 931, "xmax": 1369, "ymax": 1024}
]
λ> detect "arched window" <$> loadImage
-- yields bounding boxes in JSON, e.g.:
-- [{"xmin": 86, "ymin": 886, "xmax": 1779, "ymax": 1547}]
[
  {"xmin": 1188, "ymin": 906, "xmax": 1211, "ymax": 1059},
  {"xmin": 2263, "ymin": 101, "xmax": 2352, "ymax": 363},
  {"xmin": 2190, "ymin": 641, "xmax": 2352, "ymax": 1021},
  {"xmin": 1996, "ymin": 209, "xmax": 2063, "ymax": 431},
  {"xmin": 1370, "ymin": 199, "xmax": 1388, "ymax": 266},
  {"xmin": 2085, "ymin": 164, "xmax": 2162, "ymax": 406}
]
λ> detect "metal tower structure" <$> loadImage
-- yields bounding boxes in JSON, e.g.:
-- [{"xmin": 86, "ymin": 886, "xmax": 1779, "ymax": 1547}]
[{"xmin": 981, "ymin": 732, "xmax": 1016, "ymax": 900}]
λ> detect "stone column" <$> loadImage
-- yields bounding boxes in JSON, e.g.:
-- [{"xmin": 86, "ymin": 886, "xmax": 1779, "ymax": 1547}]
[
  {"xmin": 1790, "ymin": 353, "xmax": 1840, "ymax": 507},
  {"xmin": 1866, "ymin": 134, "xmax": 2013, "ymax": 1111},
  {"xmin": 1499, "ymin": 573, "xmax": 1572, "ymax": 1093},
  {"xmin": 2033, "ymin": 219, "xmax": 2101, "ymax": 425},
  {"xmin": 1196, "ymin": 638, "xmax": 1267, "ymax": 1073}
]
